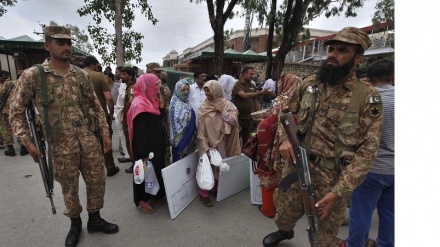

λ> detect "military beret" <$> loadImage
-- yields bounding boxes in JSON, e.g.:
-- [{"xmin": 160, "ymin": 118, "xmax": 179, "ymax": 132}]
[
  {"xmin": 324, "ymin": 27, "xmax": 371, "ymax": 52},
  {"xmin": 43, "ymin": 25, "xmax": 72, "ymax": 39}
]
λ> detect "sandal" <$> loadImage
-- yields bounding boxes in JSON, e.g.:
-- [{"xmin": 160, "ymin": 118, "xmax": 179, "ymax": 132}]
[
  {"xmin": 199, "ymin": 195, "xmax": 213, "ymax": 207},
  {"xmin": 365, "ymin": 238, "xmax": 376, "ymax": 247},
  {"xmin": 155, "ymin": 197, "xmax": 167, "ymax": 204},
  {"xmin": 138, "ymin": 201, "xmax": 155, "ymax": 214}
]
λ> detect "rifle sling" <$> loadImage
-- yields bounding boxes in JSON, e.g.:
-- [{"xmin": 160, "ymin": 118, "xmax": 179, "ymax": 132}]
[{"xmin": 34, "ymin": 64, "xmax": 54, "ymax": 190}]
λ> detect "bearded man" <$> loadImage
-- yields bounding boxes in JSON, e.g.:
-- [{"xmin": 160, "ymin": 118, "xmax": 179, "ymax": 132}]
[{"xmin": 262, "ymin": 27, "xmax": 384, "ymax": 247}]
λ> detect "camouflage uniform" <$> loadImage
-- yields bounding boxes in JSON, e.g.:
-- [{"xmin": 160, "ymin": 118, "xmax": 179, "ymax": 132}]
[
  {"xmin": 0, "ymin": 80, "xmax": 14, "ymax": 145},
  {"xmin": 9, "ymin": 59, "xmax": 110, "ymax": 218},
  {"xmin": 273, "ymin": 73, "xmax": 383, "ymax": 246},
  {"xmin": 159, "ymin": 77, "xmax": 172, "ymax": 165}
]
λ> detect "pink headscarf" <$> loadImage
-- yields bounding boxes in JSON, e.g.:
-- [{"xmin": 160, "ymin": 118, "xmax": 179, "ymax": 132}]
[{"xmin": 127, "ymin": 73, "xmax": 161, "ymax": 152}]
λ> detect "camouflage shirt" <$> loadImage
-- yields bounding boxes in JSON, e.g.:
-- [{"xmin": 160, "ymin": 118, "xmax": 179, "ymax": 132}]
[
  {"xmin": 0, "ymin": 79, "xmax": 14, "ymax": 114},
  {"xmin": 278, "ymin": 72, "xmax": 383, "ymax": 200},
  {"xmin": 8, "ymin": 58, "xmax": 109, "ymax": 147}
]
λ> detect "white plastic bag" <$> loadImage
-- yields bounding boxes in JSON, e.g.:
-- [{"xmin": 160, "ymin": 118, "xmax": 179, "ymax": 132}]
[
  {"xmin": 196, "ymin": 153, "xmax": 214, "ymax": 190},
  {"xmin": 133, "ymin": 159, "xmax": 145, "ymax": 184},
  {"xmin": 208, "ymin": 148, "xmax": 230, "ymax": 172},
  {"xmin": 144, "ymin": 160, "xmax": 160, "ymax": 195}
]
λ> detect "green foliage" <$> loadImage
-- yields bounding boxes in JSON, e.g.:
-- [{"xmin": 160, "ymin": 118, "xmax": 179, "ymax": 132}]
[
  {"xmin": 190, "ymin": 0, "xmax": 241, "ymax": 74},
  {"xmin": 372, "ymin": 0, "xmax": 394, "ymax": 29},
  {"xmin": 77, "ymin": 0, "xmax": 158, "ymax": 65},
  {"xmin": 241, "ymin": 0, "xmax": 370, "ymax": 78},
  {"xmin": 0, "ymin": 0, "xmax": 17, "ymax": 17}
]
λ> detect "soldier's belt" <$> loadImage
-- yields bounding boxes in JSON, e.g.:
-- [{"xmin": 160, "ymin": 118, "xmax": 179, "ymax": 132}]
[
  {"xmin": 61, "ymin": 118, "xmax": 89, "ymax": 129},
  {"xmin": 309, "ymin": 152, "xmax": 336, "ymax": 170}
]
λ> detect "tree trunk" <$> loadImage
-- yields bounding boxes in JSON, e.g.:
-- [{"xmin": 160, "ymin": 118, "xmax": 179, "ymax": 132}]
[
  {"xmin": 213, "ymin": 24, "xmax": 224, "ymax": 76},
  {"xmin": 115, "ymin": 0, "xmax": 124, "ymax": 66},
  {"xmin": 272, "ymin": 51, "xmax": 286, "ymax": 80},
  {"xmin": 265, "ymin": 0, "xmax": 277, "ymax": 79}
]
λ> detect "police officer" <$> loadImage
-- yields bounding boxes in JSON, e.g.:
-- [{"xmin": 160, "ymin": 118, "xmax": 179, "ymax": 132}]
[
  {"xmin": 9, "ymin": 25, "xmax": 118, "ymax": 247},
  {"xmin": 262, "ymin": 27, "xmax": 383, "ymax": 247}
]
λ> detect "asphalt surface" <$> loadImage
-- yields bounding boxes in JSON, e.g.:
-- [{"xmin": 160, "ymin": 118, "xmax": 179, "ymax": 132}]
[{"xmin": 0, "ymin": 142, "xmax": 378, "ymax": 247}]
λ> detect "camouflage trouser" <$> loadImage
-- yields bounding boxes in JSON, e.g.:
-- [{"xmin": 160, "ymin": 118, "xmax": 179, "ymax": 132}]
[
  {"xmin": 0, "ymin": 113, "xmax": 14, "ymax": 145},
  {"xmin": 273, "ymin": 159, "xmax": 347, "ymax": 247},
  {"xmin": 51, "ymin": 129, "xmax": 106, "ymax": 218}
]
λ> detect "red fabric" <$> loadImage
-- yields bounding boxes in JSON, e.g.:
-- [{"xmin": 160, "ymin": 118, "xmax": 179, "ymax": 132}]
[
  {"xmin": 127, "ymin": 74, "xmax": 161, "ymax": 155},
  {"xmin": 256, "ymin": 113, "xmax": 278, "ymax": 176},
  {"xmin": 261, "ymin": 186, "xmax": 276, "ymax": 217}
]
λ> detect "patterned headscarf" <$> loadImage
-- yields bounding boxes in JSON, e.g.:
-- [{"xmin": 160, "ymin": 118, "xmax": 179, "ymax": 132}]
[
  {"xmin": 169, "ymin": 79, "xmax": 192, "ymax": 146},
  {"xmin": 256, "ymin": 73, "xmax": 302, "ymax": 188},
  {"xmin": 271, "ymin": 73, "xmax": 303, "ymax": 115}
]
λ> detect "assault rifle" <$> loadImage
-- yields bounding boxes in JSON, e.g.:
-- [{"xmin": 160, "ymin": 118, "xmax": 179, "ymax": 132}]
[
  {"xmin": 280, "ymin": 112, "xmax": 318, "ymax": 247},
  {"xmin": 25, "ymin": 105, "xmax": 56, "ymax": 215}
]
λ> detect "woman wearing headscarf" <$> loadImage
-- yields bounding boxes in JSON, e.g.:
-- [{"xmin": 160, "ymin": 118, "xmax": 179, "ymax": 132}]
[
  {"xmin": 127, "ymin": 73, "xmax": 167, "ymax": 214},
  {"xmin": 168, "ymin": 79, "xmax": 197, "ymax": 162},
  {"xmin": 217, "ymin": 74, "xmax": 236, "ymax": 101},
  {"xmin": 197, "ymin": 80, "xmax": 241, "ymax": 207},
  {"xmin": 255, "ymin": 73, "xmax": 302, "ymax": 218}
]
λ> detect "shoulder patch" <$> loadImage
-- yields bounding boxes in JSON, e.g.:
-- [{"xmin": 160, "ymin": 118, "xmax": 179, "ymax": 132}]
[
  {"xmin": 369, "ymin": 95, "xmax": 382, "ymax": 104},
  {"xmin": 368, "ymin": 105, "xmax": 382, "ymax": 118}
]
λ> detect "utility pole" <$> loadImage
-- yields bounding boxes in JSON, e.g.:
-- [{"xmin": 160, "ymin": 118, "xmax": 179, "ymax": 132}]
[
  {"xmin": 115, "ymin": 0, "xmax": 124, "ymax": 66},
  {"xmin": 242, "ymin": 10, "xmax": 251, "ymax": 51}
]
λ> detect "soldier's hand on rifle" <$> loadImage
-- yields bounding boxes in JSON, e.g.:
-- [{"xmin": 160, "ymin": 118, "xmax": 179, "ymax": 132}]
[
  {"xmin": 102, "ymin": 136, "xmax": 112, "ymax": 153},
  {"xmin": 315, "ymin": 191, "xmax": 340, "ymax": 220},
  {"xmin": 26, "ymin": 143, "xmax": 43, "ymax": 163},
  {"xmin": 279, "ymin": 139, "xmax": 297, "ymax": 164}
]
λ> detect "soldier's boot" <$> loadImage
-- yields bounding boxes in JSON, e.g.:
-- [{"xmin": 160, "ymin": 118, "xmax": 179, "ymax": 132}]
[
  {"xmin": 4, "ymin": 145, "xmax": 15, "ymax": 156},
  {"xmin": 20, "ymin": 145, "xmax": 29, "ymax": 156},
  {"xmin": 87, "ymin": 211, "xmax": 119, "ymax": 234},
  {"xmin": 65, "ymin": 217, "xmax": 82, "ymax": 247},
  {"xmin": 262, "ymin": 230, "xmax": 294, "ymax": 247}
]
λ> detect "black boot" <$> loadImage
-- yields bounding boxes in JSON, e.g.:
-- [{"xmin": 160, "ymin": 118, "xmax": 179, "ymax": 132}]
[
  {"xmin": 87, "ymin": 211, "xmax": 119, "ymax": 234},
  {"xmin": 20, "ymin": 145, "xmax": 29, "ymax": 156},
  {"xmin": 4, "ymin": 145, "xmax": 15, "ymax": 156},
  {"xmin": 262, "ymin": 230, "xmax": 294, "ymax": 247},
  {"xmin": 125, "ymin": 162, "xmax": 134, "ymax": 173},
  {"xmin": 65, "ymin": 217, "xmax": 82, "ymax": 247}
]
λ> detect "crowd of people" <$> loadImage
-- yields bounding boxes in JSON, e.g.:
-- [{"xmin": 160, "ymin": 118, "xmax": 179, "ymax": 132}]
[{"xmin": 0, "ymin": 25, "xmax": 394, "ymax": 247}]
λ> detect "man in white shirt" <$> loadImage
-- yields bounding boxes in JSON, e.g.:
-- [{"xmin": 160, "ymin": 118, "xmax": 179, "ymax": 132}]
[
  {"xmin": 263, "ymin": 77, "xmax": 276, "ymax": 92},
  {"xmin": 114, "ymin": 66, "xmax": 131, "ymax": 163},
  {"xmin": 261, "ymin": 77, "xmax": 276, "ymax": 109},
  {"xmin": 188, "ymin": 70, "xmax": 207, "ymax": 126}
]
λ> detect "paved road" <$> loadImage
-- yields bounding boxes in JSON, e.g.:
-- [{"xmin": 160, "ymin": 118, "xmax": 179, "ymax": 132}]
[{"xmin": 0, "ymin": 145, "xmax": 378, "ymax": 247}]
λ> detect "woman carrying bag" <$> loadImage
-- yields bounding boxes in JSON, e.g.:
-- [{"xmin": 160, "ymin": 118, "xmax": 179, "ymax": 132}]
[
  {"xmin": 127, "ymin": 74, "xmax": 167, "ymax": 214},
  {"xmin": 197, "ymin": 80, "xmax": 241, "ymax": 207}
]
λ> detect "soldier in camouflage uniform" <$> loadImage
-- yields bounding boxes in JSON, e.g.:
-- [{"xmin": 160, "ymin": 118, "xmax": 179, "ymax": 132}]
[
  {"xmin": 0, "ymin": 70, "xmax": 28, "ymax": 156},
  {"xmin": 0, "ymin": 70, "xmax": 15, "ymax": 155},
  {"xmin": 262, "ymin": 27, "xmax": 384, "ymax": 247},
  {"xmin": 8, "ymin": 26, "xmax": 118, "ymax": 247}
]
